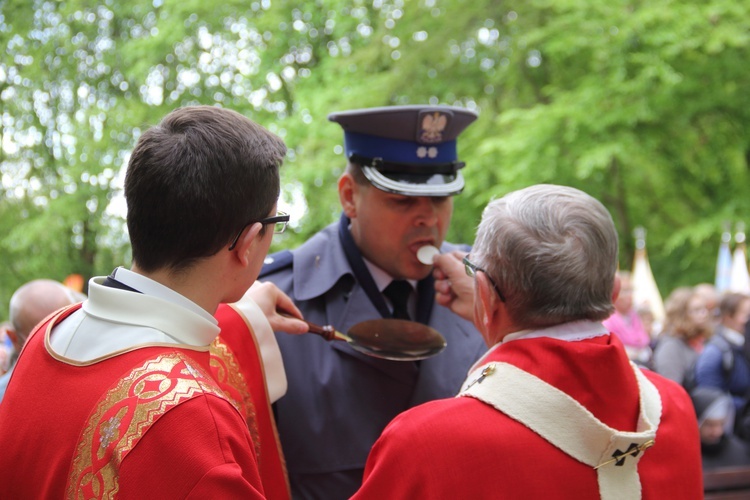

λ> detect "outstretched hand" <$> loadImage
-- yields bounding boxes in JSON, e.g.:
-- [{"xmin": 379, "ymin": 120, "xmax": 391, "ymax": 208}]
[
  {"xmin": 432, "ymin": 250, "xmax": 475, "ymax": 322},
  {"xmin": 242, "ymin": 281, "xmax": 309, "ymax": 334}
]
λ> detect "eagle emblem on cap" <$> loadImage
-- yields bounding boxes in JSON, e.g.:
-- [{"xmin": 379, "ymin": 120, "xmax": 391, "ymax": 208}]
[{"xmin": 419, "ymin": 111, "xmax": 448, "ymax": 144}]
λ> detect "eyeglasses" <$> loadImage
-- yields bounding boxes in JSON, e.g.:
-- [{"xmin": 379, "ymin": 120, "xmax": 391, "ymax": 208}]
[
  {"xmin": 463, "ymin": 255, "xmax": 506, "ymax": 302},
  {"xmin": 228, "ymin": 211, "xmax": 290, "ymax": 250}
]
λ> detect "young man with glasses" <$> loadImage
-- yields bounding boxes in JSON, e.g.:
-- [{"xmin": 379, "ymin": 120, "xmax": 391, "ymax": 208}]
[
  {"xmin": 259, "ymin": 105, "xmax": 487, "ymax": 499},
  {"xmin": 354, "ymin": 184, "xmax": 702, "ymax": 499},
  {"xmin": 0, "ymin": 106, "xmax": 308, "ymax": 498}
]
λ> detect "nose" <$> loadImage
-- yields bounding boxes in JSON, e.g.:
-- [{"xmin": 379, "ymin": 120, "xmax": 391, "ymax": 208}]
[{"xmin": 414, "ymin": 197, "xmax": 439, "ymax": 227}]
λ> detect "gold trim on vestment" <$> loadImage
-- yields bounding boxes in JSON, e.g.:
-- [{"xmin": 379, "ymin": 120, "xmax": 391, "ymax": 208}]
[
  {"xmin": 210, "ymin": 338, "xmax": 262, "ymax": 459},
  {"xmin": 66, "ymin": 353, "xmax": 227, "ymax": 499}
]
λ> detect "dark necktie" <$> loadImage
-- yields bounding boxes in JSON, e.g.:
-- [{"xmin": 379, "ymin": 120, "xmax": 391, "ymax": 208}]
[{"xmin": 384, "ymin": 280, "xmax": 412, "ymax": 320}]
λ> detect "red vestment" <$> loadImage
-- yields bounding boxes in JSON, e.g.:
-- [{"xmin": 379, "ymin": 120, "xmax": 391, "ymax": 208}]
[
  {"xmin": 354, "ymin": 334, "xmax": 702, "ymax": 499},
  {"xmin": 0, "ymin": 305, "xmax": 265, "ymax": 499},
  {"xmin": 213, "ymin": 303, "xmax": 291, "ymax": 500}
]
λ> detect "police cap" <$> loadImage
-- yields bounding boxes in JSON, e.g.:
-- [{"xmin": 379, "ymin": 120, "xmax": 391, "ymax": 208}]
[{"xmin": 328, "ymin": 105, "xmax": 478, "ymax": 196}]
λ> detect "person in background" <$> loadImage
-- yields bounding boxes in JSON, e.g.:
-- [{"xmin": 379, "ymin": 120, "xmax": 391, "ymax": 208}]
[
  {"xmin": 637, "ymin": 306, "xmax": 657, "ymax": 341},
  {"xmin": 259, "ymin": 105, "xmax": 486, "ymax": 499},
  {"xmin": 691, "ymin": 386, "xmax": 750, "ymax": 469},
  {"xmin": 695, "ymin": 283, "xmax": 721, "ymax": 327},
  {"xmin": 0, "ymin": 279, "xmax": 81, "ymax": 403},
  {"xmin": 0, "ymin": 324, "xmax": 11, "ymax": 375},
  {"xmin": 739, "ymin": 318, "xmax": 750, "ymax": 440},
  {"xmin": 353, "ymin": 184, "xmax": 702, "ymax": 499},
  {"xmin": 695, "ymin": 292, "xmax": 750, "ymax": 417},
  {"xmin": 603, "ymin": 271, "xmax": 652, "ymax": 366},
  {"xmin": 652, "ymin": 286, "xmax": 713, "ymax": 386},
  {"xmin": 0, "ymin": 106, "xmax": 306, "ymax": 498}
]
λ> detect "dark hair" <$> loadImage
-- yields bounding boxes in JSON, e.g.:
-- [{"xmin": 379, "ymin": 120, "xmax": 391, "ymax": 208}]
[
  {"xmin": 720, "ymin": 292, "xmax": 750, "ymax": 320},
  {"xmin": 125, "ymin": 106, "xmax": 286, "ymax": 272},
  {"xmin": 345, "ymin": 162, "xmax": 369, "ymax": 186}
]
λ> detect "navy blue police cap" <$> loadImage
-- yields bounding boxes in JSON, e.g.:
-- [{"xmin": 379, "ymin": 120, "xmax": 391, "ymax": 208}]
[{"xmin": 328, "ymin": 105, "xmax": 478, "ymax": 197}]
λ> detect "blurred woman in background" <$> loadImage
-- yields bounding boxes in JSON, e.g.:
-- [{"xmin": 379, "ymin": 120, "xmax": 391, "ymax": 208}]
[
  {"xmin": 653, "ymin": 286, "xmax": 713, "ymax": 386},
  {"xmin": 603, "ymin": 271, "xmax": 653, "ymax": 366}
]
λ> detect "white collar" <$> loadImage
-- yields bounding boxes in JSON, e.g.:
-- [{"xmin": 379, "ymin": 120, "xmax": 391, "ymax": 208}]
[
  {"xmin": 113, "ymin": 267, "xmax": 216, "ymax": 323},
  {"xmin": 503, "ymin": 320, "xmax": 609, "ymax": 344},
  {"xmin": 82, "ymin": 275, "xmax": 219, "ymax": 347}
]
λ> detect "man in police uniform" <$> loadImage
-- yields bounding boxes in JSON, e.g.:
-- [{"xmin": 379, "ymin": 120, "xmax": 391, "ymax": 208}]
[{"xmin": 259, "ymin": 105, "xmax": 486, "ymax": 499}]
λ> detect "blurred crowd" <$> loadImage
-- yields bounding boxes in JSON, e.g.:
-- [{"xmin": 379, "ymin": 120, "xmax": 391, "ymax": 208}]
[{"xmin": 605, "ymin": 274, "xmax": 750, "ymax": 470}]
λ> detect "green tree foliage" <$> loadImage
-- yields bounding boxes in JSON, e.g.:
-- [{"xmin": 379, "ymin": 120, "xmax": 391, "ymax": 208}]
[
  {"xmin": 0, "ymin": 0, "xmax": 748, "ymax": 320},
  {"xmin": 474, "ymin": 0, "xmax": 750, "ymax": 292}
]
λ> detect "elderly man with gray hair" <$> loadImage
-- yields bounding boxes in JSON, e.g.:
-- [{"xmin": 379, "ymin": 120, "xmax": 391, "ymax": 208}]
[{"xmin": 354, "ymin": 184, "xmax": 702, "ymax": 499}]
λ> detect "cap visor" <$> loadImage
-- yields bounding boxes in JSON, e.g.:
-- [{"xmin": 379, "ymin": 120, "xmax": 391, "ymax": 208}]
[{"xmin": 363, "ymin": 166, "xmax": 464, "ymax": 196}]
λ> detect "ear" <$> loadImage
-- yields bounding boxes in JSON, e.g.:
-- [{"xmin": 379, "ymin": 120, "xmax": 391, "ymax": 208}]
[
  {"xmin": 232, "ymin": 222, "xmax": 264, "ymax": 267},
  {"xmin": 475, "ymin": 272, "xmax": 500, "ymax": 330},
  {"xmin": 338, "ymin": 173, "xmax": 358, "ymax": 218}
]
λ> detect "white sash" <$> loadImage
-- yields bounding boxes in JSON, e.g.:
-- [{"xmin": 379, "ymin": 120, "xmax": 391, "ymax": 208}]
[{"xmin": 458, "ymin": 361, "xmax": 662, "ymax": 500}]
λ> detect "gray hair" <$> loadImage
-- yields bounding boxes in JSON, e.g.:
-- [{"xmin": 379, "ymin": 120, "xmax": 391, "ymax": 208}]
[{"xmin": 473, "ymin": 184, "xmax": 618, "ymax": 328}]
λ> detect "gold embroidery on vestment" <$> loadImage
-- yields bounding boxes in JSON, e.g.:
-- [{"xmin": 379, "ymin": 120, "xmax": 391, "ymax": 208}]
[
  {"xmin": 66, "ymin": 353, "xmax": 226, "ymax": 499},
  {"xmin": 209, "ymin": 338, "xmax": 262, "ymax": 460}
]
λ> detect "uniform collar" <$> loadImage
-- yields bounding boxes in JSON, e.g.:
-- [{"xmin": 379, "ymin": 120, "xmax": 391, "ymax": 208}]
[
  {"xmin": 290, "ymin": 215, "xmax": 432, "ymax": 323},
  {"xmin": 291, "ymin": 221, "xmax": 356, "ymax": 302},
  {"xmin": 362, "ymin": 257, "xmax": 417, "ymax": 292}
]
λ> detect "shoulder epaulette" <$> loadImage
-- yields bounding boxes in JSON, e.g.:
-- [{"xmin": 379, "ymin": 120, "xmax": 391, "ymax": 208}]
[{"xmin": 259, "ymin": 250, "xmax": 294, "ymax": 278}]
